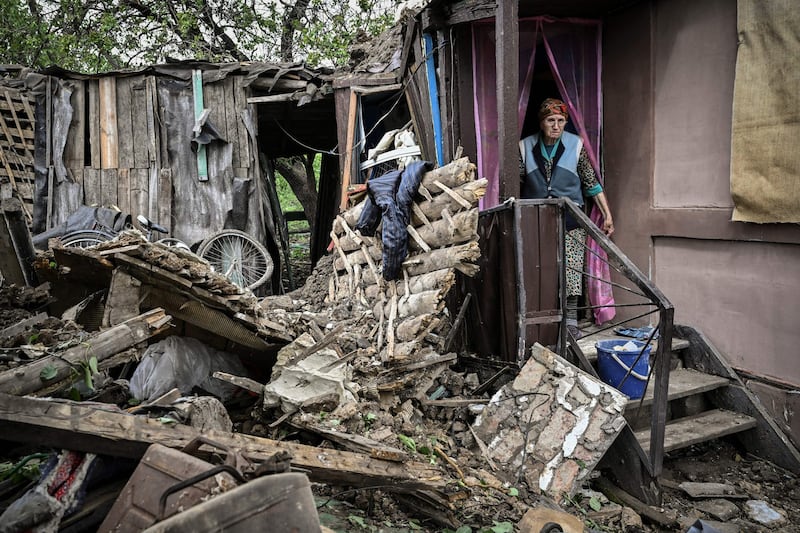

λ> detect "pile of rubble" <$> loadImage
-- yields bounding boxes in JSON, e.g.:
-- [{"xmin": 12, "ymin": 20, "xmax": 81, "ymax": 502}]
[{"xmin": 0, "ymin": 158, "xmax": 640, "ymax": 532}]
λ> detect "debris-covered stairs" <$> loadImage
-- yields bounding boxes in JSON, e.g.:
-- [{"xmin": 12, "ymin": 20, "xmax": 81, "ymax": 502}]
[{"xmin": 573, "ymin": 324, "xmax": 800, "ymax": 502}]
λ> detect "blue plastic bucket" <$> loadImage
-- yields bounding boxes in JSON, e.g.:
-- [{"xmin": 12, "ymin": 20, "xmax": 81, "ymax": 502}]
[{"xmin": 595, "ymin": 339, "xmax": 652, "ymax": 399}]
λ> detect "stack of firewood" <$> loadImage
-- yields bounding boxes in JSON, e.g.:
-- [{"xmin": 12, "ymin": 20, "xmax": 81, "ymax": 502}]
[{"xmin": 328, "ymin": 157, "xmax": 487, "ymax": 363}]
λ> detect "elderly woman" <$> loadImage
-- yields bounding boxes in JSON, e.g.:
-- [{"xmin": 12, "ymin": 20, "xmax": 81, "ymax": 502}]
[{"xmin": 519, "ymin": 98, "xmax": 614, "ymax": 338}]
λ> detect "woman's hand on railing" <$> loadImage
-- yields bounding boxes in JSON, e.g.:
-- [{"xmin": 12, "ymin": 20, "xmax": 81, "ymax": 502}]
[{"xmin": 602, "ymin": 216, "xmax": 614, "ymax": 237}]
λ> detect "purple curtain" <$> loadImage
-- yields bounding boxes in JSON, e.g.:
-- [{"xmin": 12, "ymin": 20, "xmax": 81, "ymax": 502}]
[{"xmin": 472, "ymin": 17, "xmax": 616, "ymax": 323}]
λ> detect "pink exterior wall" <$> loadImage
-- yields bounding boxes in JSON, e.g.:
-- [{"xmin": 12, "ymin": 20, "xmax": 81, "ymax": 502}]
[
  {"xmin": 653, "ymin": 0, "xmax": 736, "ymax": 208},
  {"xmin": 655, "ymin": 238, "xmax": 800, "ymax": 385},
  {"xmin": 604, "ymin": 0, "xmax": 800, "ymax": 389}
]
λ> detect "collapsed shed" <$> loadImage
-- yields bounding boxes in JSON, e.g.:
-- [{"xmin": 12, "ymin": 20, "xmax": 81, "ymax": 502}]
[{"xmin": 3, "ymin": 61, "xmax": 342, "ymax": 294}]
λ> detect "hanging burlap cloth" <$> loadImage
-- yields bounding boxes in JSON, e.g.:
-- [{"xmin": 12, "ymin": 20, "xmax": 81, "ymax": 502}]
[{"xmin": 730, "ymin": 0, "xmax": 800, "ymax": 223}]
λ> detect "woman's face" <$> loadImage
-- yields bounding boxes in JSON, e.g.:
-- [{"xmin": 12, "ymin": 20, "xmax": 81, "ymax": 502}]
[{"xmin": 540, "ymin": 114, "xmax": 567, "ymax": 142}]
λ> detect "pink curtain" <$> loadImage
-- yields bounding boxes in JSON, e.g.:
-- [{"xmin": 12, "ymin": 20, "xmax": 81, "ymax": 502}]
[{"xmin": 472, "ymin": 16, "xmax": 616, "ymax": 323}]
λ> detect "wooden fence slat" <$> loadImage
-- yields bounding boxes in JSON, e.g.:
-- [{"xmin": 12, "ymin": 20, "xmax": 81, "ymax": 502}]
[
  {"xmin": 117, "ymin": 167, "xmax": 130, "ymax": 214},
  {"xmin": 115, "ymin": 77, "xmax": 134, "ymax": 169},
  {"xmin": 130, "ymin": 168, "xmax": 148, "ymax": 219},
  {"xmin": 63, "ymin": 81, "xmax": 86, "ymax": 184},
  {"xmin": 233, "ymin": 76, "xmax": 249, "ymax": 166},
  {"xmin": 158, "ymin": 168, "xmax": 171, "ymax": 230},
  {"xmin": 223, "ymin": 77, "xmax": 239, "ymax": 169},
  {"xmin": 131, "ymin": 78, "xmax": 149, "ymax": 169},
  {"xmin": 89, "ymin": 81, "xmax": 101, "ymax": 169},
  {"xmin": 98, "ymin": 77, "xmax": 119, "ymax": 169},
  {"xmin": 83, "ymin": 168, "xmax": 101, "ymax": 207},
  {"xmin": 100, "ymin": 168, "xmax": 117, "ymax": 207}
]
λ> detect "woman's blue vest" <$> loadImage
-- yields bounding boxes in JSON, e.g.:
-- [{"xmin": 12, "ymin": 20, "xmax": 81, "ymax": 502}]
[{"xmin": 519, "ymin": 131, "xmax": 584, "ymax": 207}]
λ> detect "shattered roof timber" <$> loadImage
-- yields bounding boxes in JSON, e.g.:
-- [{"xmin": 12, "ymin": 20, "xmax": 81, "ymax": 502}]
[
  {"xmin": 0, "ymin": 393, "xmax": 449, "ymax": 492},
  {"xmin": 36, "ymin": 232, "xmax": 292, "ymax": 347}
]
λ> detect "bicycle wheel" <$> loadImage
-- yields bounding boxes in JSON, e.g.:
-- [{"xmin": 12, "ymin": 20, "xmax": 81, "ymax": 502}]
[
  {"xmin": 197, "ymin": 230, "xmax": 273, "ymax": 290},
  {"xmin": 60, "ymin": 230, "xmax": 114, "ymax": 249}
]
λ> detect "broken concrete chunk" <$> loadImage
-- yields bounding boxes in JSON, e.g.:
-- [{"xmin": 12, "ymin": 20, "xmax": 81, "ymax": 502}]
[
  {"xmin": 696, "ymin": 498, "xmax": 740, "ymax": 521},
  {"xmin": 744, "ymin": 499, "xmax": 786, "ymax": 526},
  {"xmin": 472, "ymin": 343, "xmax": 627, "ymax": 500},
  {"xmin": 263, "ymin": 350, "xmax": 357, "ymax": 415},
  {"xmin": 271, "ymin": 332, "xmax": 316, "ymax": 380}
]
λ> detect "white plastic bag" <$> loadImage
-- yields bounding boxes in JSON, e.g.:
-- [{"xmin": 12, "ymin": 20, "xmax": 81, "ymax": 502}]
[{"xmin": 130, "ymin": 336, "xmax": 248, "ymax": 402}]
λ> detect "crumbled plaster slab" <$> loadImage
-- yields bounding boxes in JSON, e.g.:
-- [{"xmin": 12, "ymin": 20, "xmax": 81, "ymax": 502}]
[
  {"xmin": 472, "ymin": 343, "xmax": 627, "ymax": 500},
  {"xmin": 263, "ymin": 349, "xmax": 357, "ymax": 414}
]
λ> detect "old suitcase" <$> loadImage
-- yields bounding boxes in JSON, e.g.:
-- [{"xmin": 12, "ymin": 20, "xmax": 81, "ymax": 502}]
[
  {"xmin": 97, "ymin": 443, "xmax": 237, "ymax": 532},
  {"xmin": 143, "ymin": 472, "xmax": 321, "ymax": 533}
]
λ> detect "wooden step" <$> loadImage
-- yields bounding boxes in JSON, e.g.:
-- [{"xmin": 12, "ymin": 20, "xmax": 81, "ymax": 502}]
[
  {"xmin": 576, "ymin": 333, "xmax": 690, "ymax": 361},
  {"xmin": 635, "ymin": 409, "xmax": 757, "ymax": 453},
  {"xmin": 625, "ymin": 368, "xmax": 730, "ymax": 409}
]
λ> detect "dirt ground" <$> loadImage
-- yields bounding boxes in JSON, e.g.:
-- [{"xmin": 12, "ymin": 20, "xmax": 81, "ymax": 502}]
[{"xmin": 294, "ymin": 438, "xmax": 800, "ymax": 532}]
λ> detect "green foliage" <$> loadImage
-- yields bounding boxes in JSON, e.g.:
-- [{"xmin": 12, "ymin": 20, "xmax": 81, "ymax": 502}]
[
  {"xmin": 563, "ymin": 492, "xmax": 613, "ymax": 532},
  {"xmin": 276, "ymin": 174, "xmax": 303, "ymax": 213},
  {"xmin": 3, "ymin": 0, "xmax": 400, "ymax": 72},
  {"xmin": 362, "ymin": 412, "xmax": 377, "ymax": 429},
  {"xmin": 39, "ymin": 364, "xmax": 57, "ymax": 381},
  {"xmin": 397, "ymin": 434, "xmax": 416, "ymax": 454},
  {"xmin": 485, "ymin": 522, "xmax": 513, "ymax": 533},
  {"xmin": 347, "ymin": 514, "xmax": 372, "ymax": 530},
  {"xmin": 589, "ymin": 496, "xmax": 602, "ymax": 512},
  {"xmin": 442, "ymin": 527, "xmax": 473, "ymax": 533},
  {"xmin": 0, "ymin": 454, "xmax": 47, "ymax": 484}
]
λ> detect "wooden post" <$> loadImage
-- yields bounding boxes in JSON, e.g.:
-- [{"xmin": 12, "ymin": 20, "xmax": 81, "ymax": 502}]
[
  {"xmin": 339, "ymin": 90, "xmax": 359, "ymax": 212},
  {"xmin": 496, "ymin": 0, "xmax": 519, "ymax": 200}
]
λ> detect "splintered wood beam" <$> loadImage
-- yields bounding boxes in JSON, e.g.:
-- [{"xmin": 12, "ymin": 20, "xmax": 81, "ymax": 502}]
[
  {"xmin": 0, "ymin": 394, "xmax": 450, "ymax": 493},
  {"xmin": 0, "ymin": 308, "xmax": 171, "ymax": 396}
]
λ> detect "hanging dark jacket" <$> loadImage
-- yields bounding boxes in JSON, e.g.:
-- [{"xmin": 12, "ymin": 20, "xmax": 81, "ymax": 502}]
[{"xmin": 354, "ymin": 160, "xmax": 431, "ymax": 280}]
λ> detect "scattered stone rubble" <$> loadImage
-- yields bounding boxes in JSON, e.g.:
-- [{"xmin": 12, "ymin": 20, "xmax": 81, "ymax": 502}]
[{"xmin": 1, "ymin": 157, "xmax": 798, "ymax": 531}]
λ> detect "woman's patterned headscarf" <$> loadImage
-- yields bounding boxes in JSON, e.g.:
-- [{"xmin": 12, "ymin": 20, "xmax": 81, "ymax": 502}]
[{"xmin": 538, "ymin": 98, "xmax": 569, "ymax": 121}]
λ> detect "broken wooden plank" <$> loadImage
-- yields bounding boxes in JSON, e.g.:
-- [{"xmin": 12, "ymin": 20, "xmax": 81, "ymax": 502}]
[
  {"xmin": 102, "ymin": 268, "xmax": 142, "ymax": 327},
  {"xmin": 420, "ymin": 398, "xmax": 489, "ymax": 407},
  {"xmin": 212, "ymin": 371, "xmax": 262, "ymax": 395},
  {"xmin": 595, "ymin": 476, "xmax": 677, "ymax": 528},
  {"xmin": 0, "ymin": 308, "xmax": 171, "ymax": 396},
  {"xmin": 0, "ymin": 312, "xmax": 49, "ymax": 339},
  {"xmin": 1, "ymin": 198, "xmax": 37, "ymax": 286},
  {"xmin": 290, "ymin": 418, "xmax": 407, "ymax": 462},
  {"xmin": 114, "ymin": 252, "xmax": 193, "ymax": 289},
  {"xmin": 0, "ymin": 394, "xmax": 450, "ymax": 492}
]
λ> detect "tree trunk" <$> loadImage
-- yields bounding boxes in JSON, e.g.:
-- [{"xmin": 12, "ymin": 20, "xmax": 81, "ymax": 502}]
[
  {"xmin": 275, "ymin": 155, "xmax": 318, "ymax": 228},
  {"xmin": 280, "ymin": 0, "xmax": 312, "ymax": 62}
]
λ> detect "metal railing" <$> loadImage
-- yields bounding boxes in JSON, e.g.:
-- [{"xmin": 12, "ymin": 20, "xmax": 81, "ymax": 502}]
[{"xmin": 560, "ymin": 198, "xmax": 674, "ymax": 478}]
